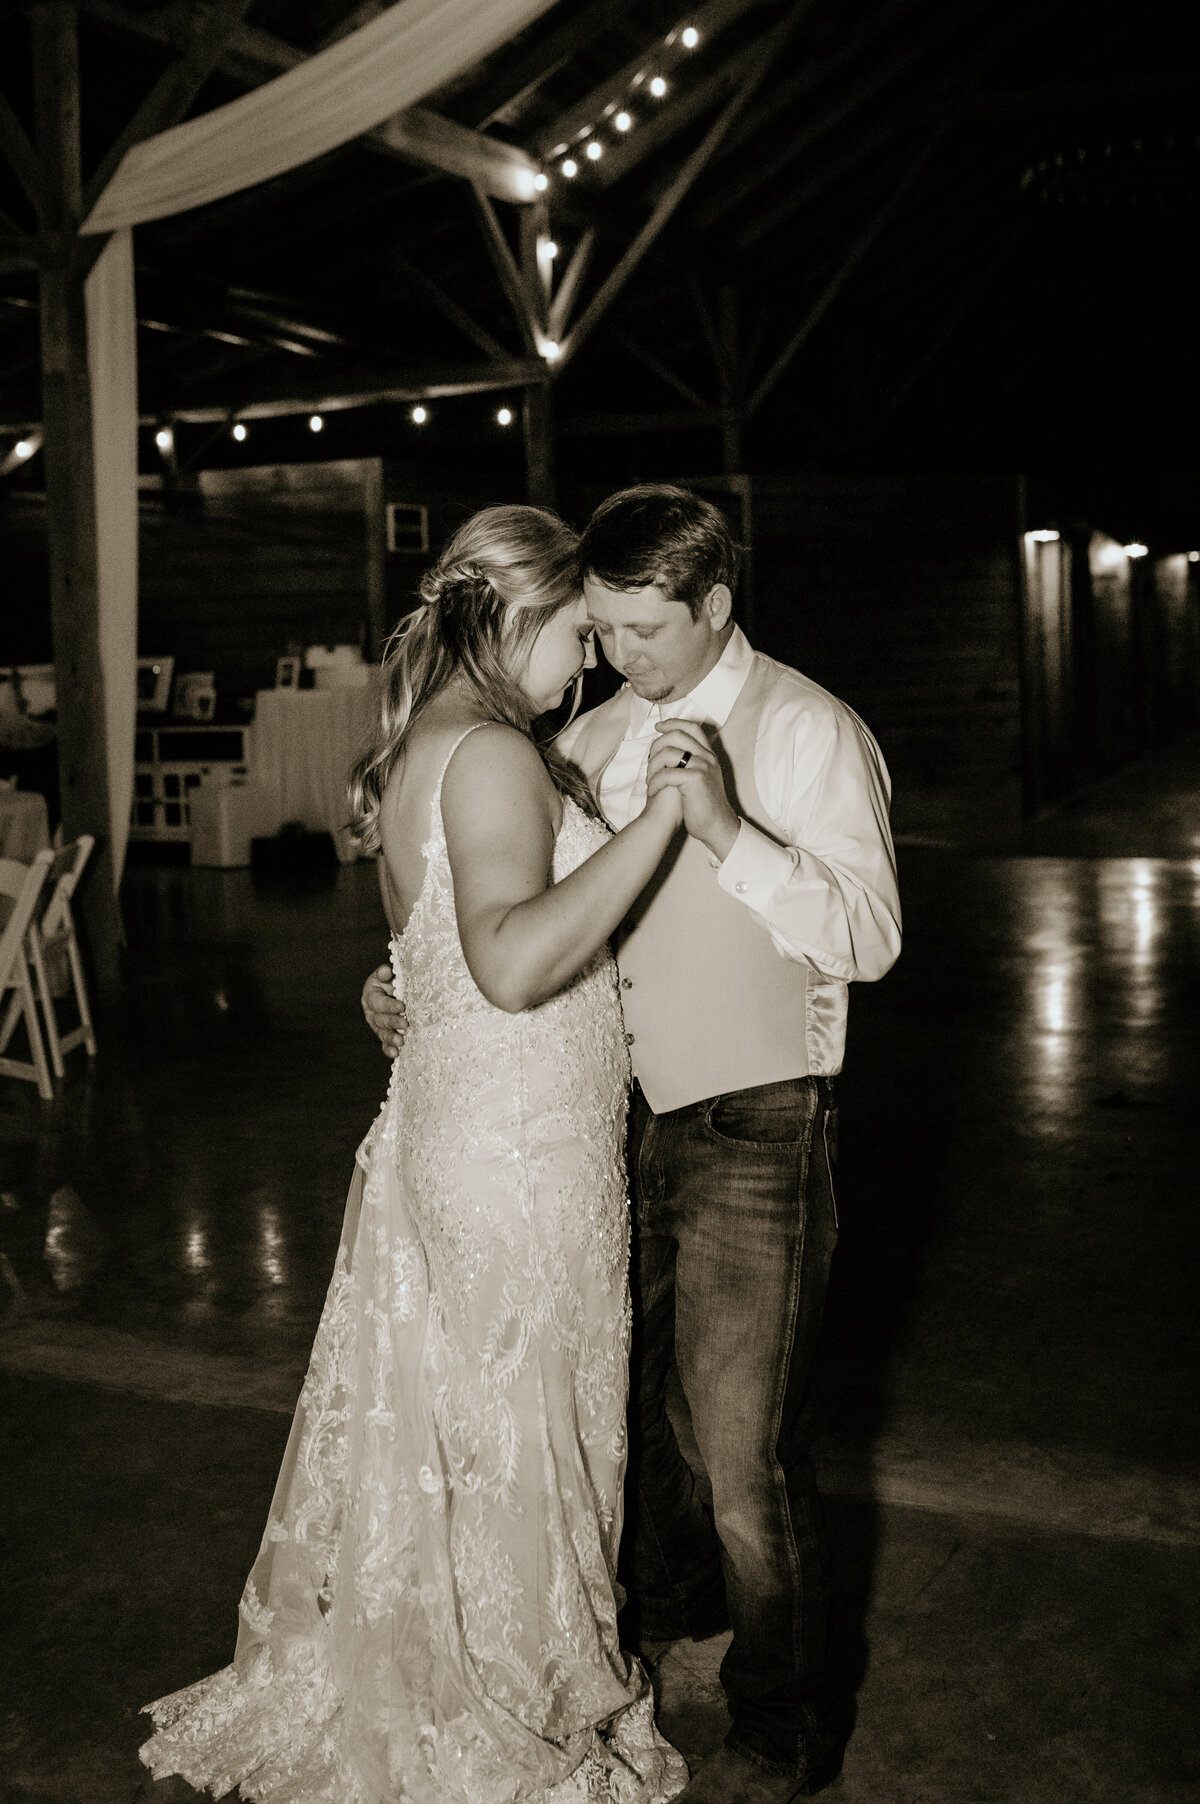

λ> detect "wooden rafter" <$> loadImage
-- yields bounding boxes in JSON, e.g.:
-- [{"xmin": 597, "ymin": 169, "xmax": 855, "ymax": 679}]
[
  {"xmin": 472, "ymin": 0, "xmax": 646, "ymax": 128},
  {"xmin": 0, "ymin": 84, "xmax": 53, "ymax": 223},
  {"xmin": 747, "ymin": 119, "xmax": 953, "ymax": 416},
  {"xmin": 470, "ymin": 183, "xmax": 540, "ymax": 355},
  {"xmin": 558, "ymin": 16, "xmax": 803, "ymax": 370},
  {"xmin": 533, "ymin": 0, "xmax": 771, "ymax": 158},
  {"xmin": 608, "ymin": 326, "xmax": 710, "ymax": 412},
  {"xmin": 547, "ymin": 228, "xmax": 595, "ymax": 340},
  {"xmin": 388, "ymin": 251, "xmax": 510, "ymax": 361}
]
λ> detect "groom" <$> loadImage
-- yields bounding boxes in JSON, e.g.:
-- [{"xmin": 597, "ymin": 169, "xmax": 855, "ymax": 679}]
[{"xmin": 364, "ymin": 486, "xmax": 900, "ymax": 1800}]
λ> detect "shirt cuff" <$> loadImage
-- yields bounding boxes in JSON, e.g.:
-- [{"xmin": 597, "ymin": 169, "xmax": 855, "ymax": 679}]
[{"xmin": 714, "ymin": 818, "xmax": 797, "ymax": 908}]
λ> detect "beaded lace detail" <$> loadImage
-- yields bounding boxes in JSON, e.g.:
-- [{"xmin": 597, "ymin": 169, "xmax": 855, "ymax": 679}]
[{"xmin": 140, "ymin": 729, "xmax": 686, "ymax": 1804}]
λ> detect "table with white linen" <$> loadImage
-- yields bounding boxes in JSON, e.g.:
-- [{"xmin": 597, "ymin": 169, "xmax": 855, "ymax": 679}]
[
  {"xmin": 249, "ymin": 679, "xmax": 380, "ymax": 863},
  {"xmin": 0, "ymin": 788, "xmax": 51, "ymax": 862}
]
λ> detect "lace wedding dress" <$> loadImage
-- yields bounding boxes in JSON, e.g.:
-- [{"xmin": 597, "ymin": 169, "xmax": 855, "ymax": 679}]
[{"xmin": 141, "ymin": 729, "xmax": 687, "ymax": 1804}]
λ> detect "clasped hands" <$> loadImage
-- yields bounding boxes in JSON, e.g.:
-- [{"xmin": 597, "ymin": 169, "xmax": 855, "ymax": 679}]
[
  {"xmin": 646, "ymin": 718, "xmax": 741, "ymax": 866},
  {"xmin": 362, "ymin": 720, "xmax": 740, "ymax": 1056}
]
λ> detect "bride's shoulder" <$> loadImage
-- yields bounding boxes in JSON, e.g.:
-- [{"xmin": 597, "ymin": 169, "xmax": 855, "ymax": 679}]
[{"xmin": 442, "ymin": 719, "xmax": 553, "ymax": 804}]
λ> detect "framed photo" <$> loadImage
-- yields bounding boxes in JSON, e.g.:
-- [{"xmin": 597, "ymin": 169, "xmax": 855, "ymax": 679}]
[
  {"xmin": 137, "ymin": 656, "xmax": 174, "ymax": 713},
  {"xmin": 173, "ymin": 672, "xmax": 216, "ymax": 721},
  {"xmin": 275, "ymin": 655, "xmax": 301, "ymax": 690},
  {"xmin": 386, "ymin": 501, "xmax": 429, "ymax": 553}
]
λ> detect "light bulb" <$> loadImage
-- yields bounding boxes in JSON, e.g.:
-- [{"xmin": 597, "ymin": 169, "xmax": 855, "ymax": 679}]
[
  {"xmin": 534, "ymin": 172, "xmax": 549, "ymax": 191},
  {"xmin": 232, "ymin": 422, "xmax": 247, "ymax": 442},
  {"xmin": 308, "ymin": 414, "xmax": 324, "ymax": 432},
  {"xmin": 586, "ymin": 139, "xmax": 603, "ymax": 160},
  {"xmin": 1188, "ymin": 551, "xmax": 1199, "ymax": 563},
  {"xmin": 541, "ymin": 340, "xmax": 562, "ymax": 362},
  {"xmin": 13, "ymin": 439, "xmax": 34, "ymax": 460},
  {"xmin": 542, "ymin": 240, "xmax": 558, "ymax": 260},
  {"xmin": 650, "ymin": 76, "xmax": 667, "ymax": 97},
  {"xmin": 1029, "ymin": 529, "xmax": 1060, "ymax": 542},
  {"xmin": 1124, "ymin": 542, "xmax": 1148, "ymax": 558},
  {"xmin": 155, "ymin": 427, "xmax": 173, "ymax": 452},
  {"xmin": 681, "ymin": 25, "xmax": 699, "ymax": 47},
  {"xmin": 561, "ymin": 158, "xmax": 578, "ymax": 178},
  {"xmin": 615, "ymin": 111, "xmax": 632, "ymax": 132},
  {"xmin": 497, "ymin": 407, "xmax": 513, "ymax": 427},
  {"xmin": 411, "ymin": 405, "xmax": 428, "ymax": 424}
]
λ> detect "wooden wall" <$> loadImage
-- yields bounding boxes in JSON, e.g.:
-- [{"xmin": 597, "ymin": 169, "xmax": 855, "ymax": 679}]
[{"xmin": 747, "ymin": 473, "xmax": 1025, "ymax": 843}]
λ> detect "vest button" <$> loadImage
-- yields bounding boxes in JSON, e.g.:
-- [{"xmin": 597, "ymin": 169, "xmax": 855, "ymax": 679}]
[
  {"xmin": 621, "ymin": 977, "xmax": 633, "ymax": 989},
  {"xmin": 734, "ymin": 880, "xmax": 748, "ymax": 894},
  {"xmin": 625, "ymin": 1032, "xmax": 635, "ymax": 1046}
]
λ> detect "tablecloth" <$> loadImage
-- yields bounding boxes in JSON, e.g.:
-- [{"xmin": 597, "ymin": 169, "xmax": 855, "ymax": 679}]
[
  {"xmin": 0, "ymin": 788, "xmax": 51, "ymax": 862},
  {"xmin": 249, "ymin": 680, "xmax": 380, "ymax": 864}
]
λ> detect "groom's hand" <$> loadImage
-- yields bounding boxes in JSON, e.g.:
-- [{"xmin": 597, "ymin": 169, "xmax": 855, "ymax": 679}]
[
  {"xmin": 647, "ymin": 720, "xmax": 740, "ymax": 864},
  {"xmin": 361, "ymin": 964, "xmax": 408, "ymax": 1057}
]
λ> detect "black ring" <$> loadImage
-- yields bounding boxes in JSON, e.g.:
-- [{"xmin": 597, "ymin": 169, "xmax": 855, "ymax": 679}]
[{"xmin": 678, "ymin": 749, "xmax": 692, "ymax": 767}]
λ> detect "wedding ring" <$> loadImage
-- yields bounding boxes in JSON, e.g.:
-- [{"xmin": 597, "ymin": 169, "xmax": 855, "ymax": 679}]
[{"xmin": 678, "ymin": 750, "xmax": 692, "ymax": 768}]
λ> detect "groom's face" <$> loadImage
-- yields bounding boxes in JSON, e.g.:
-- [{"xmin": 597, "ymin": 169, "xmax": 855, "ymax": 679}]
[{"xmin": 583, "ymin": 577, "xmax": 730, "ymax": 704}]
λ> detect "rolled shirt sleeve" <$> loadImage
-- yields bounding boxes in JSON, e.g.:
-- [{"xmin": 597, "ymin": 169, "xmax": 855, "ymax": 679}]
[{"xmin": 715, "ymin": 689, "xmax": 901, "ymax": 983}]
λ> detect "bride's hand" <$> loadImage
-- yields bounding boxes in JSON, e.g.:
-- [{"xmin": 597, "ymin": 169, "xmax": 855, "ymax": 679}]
[{"xmin": 642, "ymin": 770, "xmax": 684, "ymax": 829}]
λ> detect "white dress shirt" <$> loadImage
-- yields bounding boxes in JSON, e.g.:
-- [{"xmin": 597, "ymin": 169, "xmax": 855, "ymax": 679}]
[{"xmin": 591, "ymin": 626, "xmax": 901, "ymax": 988}]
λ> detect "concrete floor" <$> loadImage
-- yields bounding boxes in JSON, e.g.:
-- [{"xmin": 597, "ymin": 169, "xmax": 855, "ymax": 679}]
[{"xmin": 2, "ymin": 737, "xmax": 1199, "ymax": 1803}]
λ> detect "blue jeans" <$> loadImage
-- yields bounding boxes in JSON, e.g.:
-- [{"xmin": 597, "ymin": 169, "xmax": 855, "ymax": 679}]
[{"xmin": 623, "ymin": 1075, "xmax": 843, "ymax": 1777}]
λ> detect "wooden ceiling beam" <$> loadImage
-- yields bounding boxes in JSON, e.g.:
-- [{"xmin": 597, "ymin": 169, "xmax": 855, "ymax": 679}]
[
  {"xmin": 697, "ymin": 0, "xmax": 996, "ymax": 232},
  {"xmin": 559, "ymin": 19, "xmax": 802, "ymax": 369},
  {"xmin": 747, "ymin": 118, "xmax": 954, "ymax": 416},
  {"xmin": 471, "ymin": 0, "xmax": 645, "ymax": 129},
  {"xmin": 607, "ymin": 325, "xmax": 710, "ymax": 411},
  {"xmin": 387, "ymin": 250, "xmax": 510, "ymax": 361},
  {"xmin": 0, "ymin": 84, "xmax": 53, "ymax": 224},
  {"xmin": 469, "ymin": 183, "xmax": 541, "ymax": 354}
]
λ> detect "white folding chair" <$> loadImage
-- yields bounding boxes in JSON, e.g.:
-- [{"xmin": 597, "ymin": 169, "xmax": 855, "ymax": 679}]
[
  {"xmin": 0, "ymin": 849, "xmax": 56, "ymax": 1100},
  {"xmin": 25, "ymin": 834, "xmax": 97, "ymax": 1079}
]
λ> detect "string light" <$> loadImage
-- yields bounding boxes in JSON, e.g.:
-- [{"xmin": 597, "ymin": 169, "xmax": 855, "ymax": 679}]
[
  {"xmin": 155, "ymin": 426, "xmax": 173, "ymax": 452},
  {"xmin": 1124, "ymin": 542, "xmax": 1148, "ymax": 558},
  {"xmin": 1029, "ymin": 529, "xmax": 1060, "ymax": 542},
  {"xmin": 540, "ymin": 340, "xmax": 562, "ymax": 362},
  {"xmin": 615, "ymin": 111, "xmax": 632, "ymax": 132},
  {"xmin": 650, "ymin": 76, "xmax": 667, "ymax": 97},
  {"xmin": 533, "ymin": 172, "xmax": 549, "ymax": 191},
  {"xmin": 497, "ymin": 407, "xmax": 513, "ymax": 426},
  {"xmin": 13, "ymin": 439, "xmax": 35, "ymax": 460},
  {"xmin": 231, "ymin": 422, "xmax": 247, "ymax": 442},
  {"xmin": 561, "ymin": 157, "xmax": 578, "ymax": 178},
  {"xmin": 541, "ymin": 240, "xmax": 559, "ymax": 260},
  {"xmin": 1188, "ymin": 551, "xmax": 1199, "ymax": 563},
  {"xmin": 308, "ymin": 414, "xmax": 324, "ymax": 432},
  {"xmin": 586, "ymin": 139, "xmax": 603, "ymax": 160},
  {"xmin": 681, "ymin": 25, "xmax": 699, "ymax": 47},
  {"xmin": 411, "ymin": 405, "xmax": 428, "ymax": 424}
]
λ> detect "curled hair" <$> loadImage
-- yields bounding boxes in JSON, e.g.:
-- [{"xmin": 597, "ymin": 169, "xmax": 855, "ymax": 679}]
[
  {"xmin": 349, "ymin": 506, "xmax": 596, "ymax": 851},
  {"xmin": 578, "ymin": 483, "xmax": 741, "ymax": 618}
]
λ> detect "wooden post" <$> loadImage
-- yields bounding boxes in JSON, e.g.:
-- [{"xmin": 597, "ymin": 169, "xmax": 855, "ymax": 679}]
[
  {"xmin": 33, "ymin": 2, "xmax": 123, "ymax": 989},
  {"xmin": 522, "ymin": 381, "xmax": 555, "ymax": 510}
]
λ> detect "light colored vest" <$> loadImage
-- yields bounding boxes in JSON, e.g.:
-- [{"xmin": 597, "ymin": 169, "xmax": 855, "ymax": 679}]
[{"xmin": 568, "ymin": 655, "xmax": 813, "ymax": 1113}]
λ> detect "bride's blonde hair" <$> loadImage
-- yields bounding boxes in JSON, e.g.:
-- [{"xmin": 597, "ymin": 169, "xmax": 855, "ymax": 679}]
[{"xmin": 349, "ymin": 505, "xmax": 596, "ymax": 852}]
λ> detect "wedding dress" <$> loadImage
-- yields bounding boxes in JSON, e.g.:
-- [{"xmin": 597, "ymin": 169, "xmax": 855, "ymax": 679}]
[{"xmin": 141, "ymin": 728, "xmax": 687, "ymax": 1804}]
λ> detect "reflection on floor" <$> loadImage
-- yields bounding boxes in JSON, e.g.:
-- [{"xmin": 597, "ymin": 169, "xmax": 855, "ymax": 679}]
[{"xmin": 2, "ymin": 736, "xmax": 1199, "ymax": 1802}]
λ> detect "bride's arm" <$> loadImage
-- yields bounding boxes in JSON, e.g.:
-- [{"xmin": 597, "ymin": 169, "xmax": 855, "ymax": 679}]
[{"xmin": 443, "ymin": 724, "xmax": 680, "ymax": 1013}]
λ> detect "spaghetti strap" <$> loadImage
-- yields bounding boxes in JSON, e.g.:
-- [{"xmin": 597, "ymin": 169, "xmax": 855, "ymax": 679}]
[{"xmin": 434, "ymin": 720, "xmax": 494, "ymax": 802}]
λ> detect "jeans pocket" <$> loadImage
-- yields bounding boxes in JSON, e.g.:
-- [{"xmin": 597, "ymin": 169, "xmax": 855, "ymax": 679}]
[{"xmin": 702, "ymin": 1080, "xmax": 810, "ymax": 1148}]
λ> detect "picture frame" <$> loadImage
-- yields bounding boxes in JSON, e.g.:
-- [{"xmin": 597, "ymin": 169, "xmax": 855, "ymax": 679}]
[
  {"xmin": 173, "ymin": 672, "xmax": 217, "ymax": 721},
  {"xmin": 137, "ymin": 655, "xmax": 175, "ymax": 713},
  {"xmin": 275, "ymin": 655, "xmax": 301, "ymax": 690}
]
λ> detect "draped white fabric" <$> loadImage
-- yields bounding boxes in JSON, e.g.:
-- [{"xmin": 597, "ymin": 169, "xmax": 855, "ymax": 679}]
[
  {"xmin": 78, "ymin": 0, "xmax": 556, "ymax": 887},
  {"xmin": 85, "ymin": 228, "xmax": 138, "ymax": 886},
  {"xmin": 79, "ymin": 0, "xmax": 551, "ymax": 233}
]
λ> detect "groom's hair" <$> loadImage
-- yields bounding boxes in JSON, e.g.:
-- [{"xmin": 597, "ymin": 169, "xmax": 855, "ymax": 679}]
[{"xmin": 578, "ymin": 485, "xmax": 741, "ymax": 619}]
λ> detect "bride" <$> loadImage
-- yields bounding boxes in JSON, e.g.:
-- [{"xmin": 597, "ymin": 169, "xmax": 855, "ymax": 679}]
[{"xmin": 140, "ymin": 506, "xmax": 690, "ymax": 1803}]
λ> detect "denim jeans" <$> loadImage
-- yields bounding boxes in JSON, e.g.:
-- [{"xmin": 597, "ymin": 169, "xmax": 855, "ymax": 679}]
[{"xmin": 623, "ymin": 1074, "xmax": 843, "ymax": 1777}]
